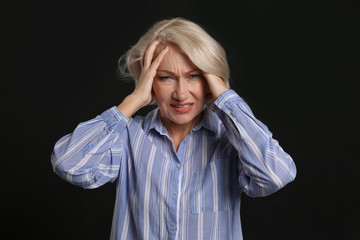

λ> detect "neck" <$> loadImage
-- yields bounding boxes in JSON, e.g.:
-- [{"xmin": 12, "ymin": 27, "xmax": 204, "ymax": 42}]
[{"xmin": 160, "ymin": 112, "xmax": 203, "ymax": 151}]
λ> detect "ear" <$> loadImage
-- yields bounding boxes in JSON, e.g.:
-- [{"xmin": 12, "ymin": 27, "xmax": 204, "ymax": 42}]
[{"xmin": 150, "ymin": 89, "xmax": 157, "ymax": 105}]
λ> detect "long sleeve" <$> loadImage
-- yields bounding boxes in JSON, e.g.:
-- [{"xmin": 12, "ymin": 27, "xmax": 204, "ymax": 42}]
[
  {"xmin": 212, "ymin": 90, "xmax": 297, "ymax": 197},
  {"xmin": 51, "ymin": 106, "xmax": 129, "ymax": 189}
]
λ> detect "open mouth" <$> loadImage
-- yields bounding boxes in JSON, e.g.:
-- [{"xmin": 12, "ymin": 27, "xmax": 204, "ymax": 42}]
[
  {"xmin": 170, "ymin": 103, "xmax": 194, "ymax": 113},
  {"xmin": 170, "ymin": 104, "xmax": 192, "ymax": 109}
]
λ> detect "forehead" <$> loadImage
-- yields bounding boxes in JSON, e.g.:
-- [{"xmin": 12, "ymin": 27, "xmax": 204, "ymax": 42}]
[{"xmin": 156, "ymin": 45, "xmax": 198, "ymax": 72}]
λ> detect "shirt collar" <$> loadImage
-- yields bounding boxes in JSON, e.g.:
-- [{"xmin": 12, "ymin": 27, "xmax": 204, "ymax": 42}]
[
  {"xmin": 197, "ymin": 105, "xmax": 221, "ymax": 135},
  {"xmin": 144, "ymin": 108, "xmax": 167, "ymax": 136},
  {"xmin": 144, "ymin": 106, "xmax": 221, "ymax": 136}
]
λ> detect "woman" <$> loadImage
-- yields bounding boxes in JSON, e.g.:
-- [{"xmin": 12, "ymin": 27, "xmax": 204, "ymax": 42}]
[{"xmin": 51, "ymin": 17, "xmax": 296, "ymax": 240}]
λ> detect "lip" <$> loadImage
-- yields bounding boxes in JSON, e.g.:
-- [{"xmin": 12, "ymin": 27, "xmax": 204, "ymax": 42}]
[{"xmin": 170, "ymin": 103, "xmax": 193, "ymax": 113}]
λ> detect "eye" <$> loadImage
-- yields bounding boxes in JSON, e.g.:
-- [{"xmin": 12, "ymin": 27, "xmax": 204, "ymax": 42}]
[
  {"xmin": 189, "ymin": 74, "xmax": 201, "ymax": 79},
  {"xmin": 158, "ymin": 76, "xmax": 171, "ymax": 80}
]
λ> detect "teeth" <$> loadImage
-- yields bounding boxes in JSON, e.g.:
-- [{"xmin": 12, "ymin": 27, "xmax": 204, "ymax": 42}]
[{"xmin": 173, "ymin": 104, "xmax": 191, "ymax": 109}]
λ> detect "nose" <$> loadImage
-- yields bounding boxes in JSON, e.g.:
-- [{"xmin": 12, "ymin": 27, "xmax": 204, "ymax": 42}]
[{"xmin": 172, "ymin": 78, "xmax": 188, "ymax": 102}]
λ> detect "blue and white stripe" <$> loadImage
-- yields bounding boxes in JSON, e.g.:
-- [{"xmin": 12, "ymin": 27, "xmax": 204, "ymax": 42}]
[{"xmin": 51, "ymin": 90, "xmax": 296, "ymax": 239}]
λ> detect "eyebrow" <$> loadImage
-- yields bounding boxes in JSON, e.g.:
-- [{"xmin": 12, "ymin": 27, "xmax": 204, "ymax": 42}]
[{"xmin": 157, "ymin": 69, "xmax": 200, "ymax": 75}]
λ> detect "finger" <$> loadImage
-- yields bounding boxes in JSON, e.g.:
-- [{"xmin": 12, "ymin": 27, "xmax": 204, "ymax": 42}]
[
  {"xmin": 143, "ymin": 39, "xmax": 162, "ymax": 69},
  {"xmin": 204, "ymin": 73, "xmax": 223, "ymax": 85},
  {"xmin": 203, "ymin": 73, "xmax": 228, "ymax": 100},
  {"xmin": 149, "ymin": 46, "xmax": 169, "ymax": 71}
]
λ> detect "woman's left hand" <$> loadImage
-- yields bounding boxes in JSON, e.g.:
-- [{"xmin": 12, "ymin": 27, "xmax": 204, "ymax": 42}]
[{"xmin": 204, "ymin": 73, "xmax": 229, "ymax": 102}]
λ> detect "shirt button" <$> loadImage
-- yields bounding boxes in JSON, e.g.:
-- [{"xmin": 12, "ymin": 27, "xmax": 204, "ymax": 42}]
[
  {"xmin": 173, "ymin": 191, "xmax": 178, "ymax": 196},
  {"xmin": 176, "ymin": 163, "xmax": 181, "ymax": 168},
  {"xmin": 172, "ymin": 226, "xmax": 177, "ymax": 231}
]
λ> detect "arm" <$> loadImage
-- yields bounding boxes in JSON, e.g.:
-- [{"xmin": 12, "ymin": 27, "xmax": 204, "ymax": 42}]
[
  {"xmin": 213, "ymin": 90, "xmax": 296, "ymax": 197},
  {"xmin": 118, "ymin": 40, "xmax": 168, "ymax": 118},
  {"xmin": 204, "ymin": 74, "xmax": 296, "ymax": 197},
  {"xmin": 51, "ymin": 107, "xmax": 129, "ymax": 189},
  {"xmin": 51, "ymin": 40, "xmax": 168, "ymax": 189}
]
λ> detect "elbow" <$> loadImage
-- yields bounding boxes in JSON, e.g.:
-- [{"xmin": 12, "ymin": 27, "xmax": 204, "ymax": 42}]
[
  {"xmin": 267, "ymin": 164, "xmax": 297, "ymax": 196},
  {"xmin": 53, "ymin": 164, "xmax": 98, "ymax": 189},
  {"xmin": 51, "ymin": 152, "xmax": 74, "ymax": 185},
  {"xmin": 282, "ymin": 159, "xmax": 297, "ymax": 186},
  {"xmin": 243, "ymin": 168, "xmax": 297, "ymax": 198},
  {"xmin": 258, "ymin": 178, "xmax": 295, "ymax": 197},
  {"xmin": 51, "ymin": 152, "xmax": 112, "ymax": 189},
  {"xmin": 241, "ymin": 150, "xmax": 297, "ymax": 197},
  {"xmin": 51, "ymin": 151, "xmax": 70, "ymax": 178},
  {"xmin": 51, "ymin": 151, "xmax": 65, "ymax": 178},
  {"xmin": 51, "ymin": 151, "xmax": 90, "ymax": 188},
  {"xmin": 268, "ymin": 151, "xmax": 297, "ymax": 194}
]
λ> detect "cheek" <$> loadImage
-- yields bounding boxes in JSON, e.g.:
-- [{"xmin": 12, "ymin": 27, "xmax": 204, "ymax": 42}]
[
  {"xmin": 192, "ymin": 80, "xmax": 207, "ymax": 100},
  {"xmin": 153, "ymin": 83, "xmax": 170, "ymax": 103}
]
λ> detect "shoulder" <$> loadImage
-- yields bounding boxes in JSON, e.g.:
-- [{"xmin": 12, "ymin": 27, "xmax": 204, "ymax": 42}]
[{"xmin": 129, "ymin": 107, "xmax": 160, "ymax": 132}]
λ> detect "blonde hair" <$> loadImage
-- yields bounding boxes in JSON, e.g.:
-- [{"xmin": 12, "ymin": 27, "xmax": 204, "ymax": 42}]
[{"xmin": 119, "ymin": 17, "xmax": 230, "ymax": 87}]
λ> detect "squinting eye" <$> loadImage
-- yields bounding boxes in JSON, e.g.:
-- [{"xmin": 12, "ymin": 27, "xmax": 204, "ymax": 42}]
[
  {"xmin": 189, "ymin": 74, "xmax": 200, "ymax": 79},
  {"xmin": 159, "ymin": 76, "xmax": 171, "ymax": 80}
]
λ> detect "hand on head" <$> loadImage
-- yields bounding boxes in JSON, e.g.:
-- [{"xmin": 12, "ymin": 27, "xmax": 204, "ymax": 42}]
[
  {"xmin": 118, "ymin": 39, "xmax": 229, "ymax": 118},
  {"xmin": 135, "ymin": 39, "xmax": 229, "ymax": 106},
  {"xmin": 133, "ymin": 39, "xmax": 169, "ymax": 107},
  {"xmin": 203, "ymin": 73, "xmax": 229, "ymax": 102}
]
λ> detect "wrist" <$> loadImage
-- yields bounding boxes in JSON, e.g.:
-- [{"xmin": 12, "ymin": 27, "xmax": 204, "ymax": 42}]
[
  {"xmin": 117, "ymin": 94, "xmax": 145, "ymax": 118},
  {"xmin": 213, "ymin": 87, "xmax": 229, "ymax": 101},
  {"xmin": 213, "ymin": 89, "xmax": 239, "ymax": 109}
]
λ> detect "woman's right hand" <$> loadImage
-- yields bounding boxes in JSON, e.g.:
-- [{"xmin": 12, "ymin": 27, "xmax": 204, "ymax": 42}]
[
  {"xmin": 132, "ymin": 39, "xmax": 169, "ymax": 106},
  {"xmin": 118, "ymin": 40, "xmax": 169, "ymax": 117}
]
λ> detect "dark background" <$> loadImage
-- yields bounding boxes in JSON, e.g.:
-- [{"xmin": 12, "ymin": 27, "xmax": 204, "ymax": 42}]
[{"xmin": 3, "ymin": 0, "xmax": 359, "ymax": 239}]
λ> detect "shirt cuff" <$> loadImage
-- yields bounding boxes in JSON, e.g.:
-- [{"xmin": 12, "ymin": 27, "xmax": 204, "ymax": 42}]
[{"xmin": 100, "ymin": 106, "xmax": 129, "ymax": 133}]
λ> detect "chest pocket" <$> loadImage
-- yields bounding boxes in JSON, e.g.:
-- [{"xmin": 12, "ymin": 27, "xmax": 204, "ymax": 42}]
[{"xmin": 191, "ymin": 159, "xmax": 236, "ymax": 213}]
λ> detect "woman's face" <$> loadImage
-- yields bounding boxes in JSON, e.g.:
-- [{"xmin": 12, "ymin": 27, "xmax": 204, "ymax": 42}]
[{"xmin": 152, "ymin": 45, "xmax": 207, "ymax": 130}]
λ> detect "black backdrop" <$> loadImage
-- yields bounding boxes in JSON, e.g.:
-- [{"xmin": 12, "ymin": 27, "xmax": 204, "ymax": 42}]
[{"xmin": 4, "ymin": 0, "xmax": 359, "ymax": 239}]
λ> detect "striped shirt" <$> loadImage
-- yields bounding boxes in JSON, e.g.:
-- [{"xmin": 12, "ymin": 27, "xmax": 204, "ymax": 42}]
[{"xmin": 51, "ymin": 90, "xmax": 296, "ymax": 240}]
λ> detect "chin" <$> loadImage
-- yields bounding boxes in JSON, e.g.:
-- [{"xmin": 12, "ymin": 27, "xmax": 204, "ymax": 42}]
[{"xmin": 172, "ymin": 112, "xmax": 202, "ymax": 125}]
